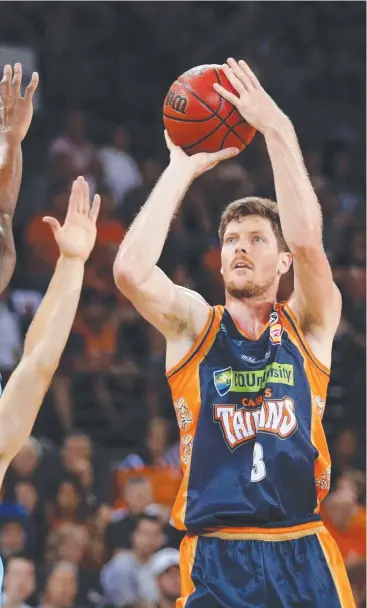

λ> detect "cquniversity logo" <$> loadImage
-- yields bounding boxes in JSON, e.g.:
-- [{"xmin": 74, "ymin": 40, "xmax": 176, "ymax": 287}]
[{"xmin": 213, "ymin": 367, "xmax": 233, "ymax": 396}]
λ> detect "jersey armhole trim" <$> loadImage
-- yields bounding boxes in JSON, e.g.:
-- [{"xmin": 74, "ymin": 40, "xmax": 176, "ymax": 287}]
[
  {"xmin": 282, "ymin": 303, "xmax": 330, "ymax": 377},
  {"xmin": 166, "ymin": 307, "xmax": 216, "ymax": 379}
]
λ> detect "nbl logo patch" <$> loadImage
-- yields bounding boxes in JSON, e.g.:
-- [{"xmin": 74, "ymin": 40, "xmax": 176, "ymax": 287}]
[{"xmin": 269, "ymin": 312, "xmax": 284, "ymax": 345}]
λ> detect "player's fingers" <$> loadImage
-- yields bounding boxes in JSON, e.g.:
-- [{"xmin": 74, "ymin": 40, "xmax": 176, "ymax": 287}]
[
  {"xmin": 24, "ymin": 72, "xmax": 39, "ymax": 101},
  {"xmin": 238, "ymin": 60, "xmax": 260, "ymax": 88},
  {"xmin": 210, "ymin": 147, "xmax": 240, "ymax": 164},
  {"xmin": 42, "ymin": 216, "xmax": 61, "ymax": 233},
  {"xmin": 75, "ymin": 176, "xmax": 86, "ymax": 213},
  {"xmin": 0, "ymin": 65, "xmax": 12, "ymax": 99},
  {"xmin": 164, "ymin": 130, "xmax": 174, "ymax": 151},
  {"xmin": 11, "ymin": 63, "xmax": 22, "ymax": 96},
  {"xmin": 225, "ymin": 60, "xmax": 251, "ymax": 92},
  {"xmin": 82, "ymin": 179, "xmax": 90, "ymax": 215},
  {"xmin": 67, "ymin": 178, "xmax": 80, "ymax": 215},
  {"xmin": 213, "ymin": 83, "xmax": 239, "ymax": 107},
  {"xmin": 89, "ymin": 194, "xmax": 101, "ymax": 224}
]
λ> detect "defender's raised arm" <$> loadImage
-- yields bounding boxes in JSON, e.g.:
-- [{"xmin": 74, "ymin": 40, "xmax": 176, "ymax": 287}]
[
  {"xmin": 0, "ymin": 177, "xmax": 100, "ymax": 478},
  {"xmin": 0, "ymin": 63, "xmax": 39, "ymax": 293}
]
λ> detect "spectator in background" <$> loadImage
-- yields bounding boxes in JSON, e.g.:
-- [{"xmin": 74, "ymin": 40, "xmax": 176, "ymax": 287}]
[
  {"xmin": 106, "ymin": 477, "xmax": 164, "ymax": 556},
  {"xmin": 94, "ymin": 188, "xmax": 126, "ymax": 250},
  {"xmin": 14, "ymin": 480, "xmax": 47, "ymax": 560},
  {"xmin": 60, "ymin": 433, "xmax": 93, "ymax": 477},
  {"xmin": 84, "ymin": 188, "xmax": 126, "ymax": 298},
  {"xmin": 0, "ymin": 519, "xmax": 28, "ymax": 560},
  {"xmin": 44, "ymin": 525, "xmax": 88, "ymax": 572},
  {"xmin": 121, "ymin": 158, "xmax": 162, "ymax": 226},
  {"xmin": 141, "ymin": 548, "xmax": 180, "ymax": 608},
  {"xmin": 65, "ymin": 289, "xmax": 144, "ymax": 444},
  {"xmin": 47, "ymin": 476, "xmax": 90, "ymax": 531},
  {"xmin": 101, "ymin": 515, "xmax": 164, "ymax": 607},
  {"xmin": 40, "ymin": 561, "xmax": 78, "ymax": 608},
  {"xmin": 49, "ymin": 110, "xmax": 101, "ymax": 193},
  {"xmin": 119, "ymin": 419, "xmax": 180, "ymax": 470},
  {"xmin": 98, "ymin": 125, "xmax": 142, "ymax": 207},
  {"xmin": 347, "ymin": 559, "xmax": 366, "ymax": 608},
  {"xmin": 56, "ymin": 431, "xmax": 108, "ymax": 508},
  {"xmin": 44, "ymin": 525, "xmax": 102, "ymax": 608},
  {"xmin": 331, "ymin": 428, "xmax": 360, "ymax": 481},
  {"xmin": 9, "ymin": 439, "xmax": 43, "ymax": 483},
  {"xmin": 2, "ymin": 554, "xmax": 36, "ymax": 608},
  {"xmin": 321, "ymin": 474, "xmax": 366, "ymax": 564}
]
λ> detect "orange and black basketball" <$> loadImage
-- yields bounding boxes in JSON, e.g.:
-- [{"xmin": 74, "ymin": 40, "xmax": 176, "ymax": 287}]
[{"xmin": 163, "ymin": 64, "xmax": 256, "ymax": 155}]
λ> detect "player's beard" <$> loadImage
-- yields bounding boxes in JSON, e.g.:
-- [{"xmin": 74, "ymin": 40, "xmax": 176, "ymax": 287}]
[{"xmin": 225, "ymin": 276, "xmax": 276, "ymax": 300}]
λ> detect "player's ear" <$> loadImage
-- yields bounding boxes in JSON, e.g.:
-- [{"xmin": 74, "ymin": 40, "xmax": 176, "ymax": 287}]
[{"xmin": 278, "ymin": 251, "xmax": 293, "ymax": 276}]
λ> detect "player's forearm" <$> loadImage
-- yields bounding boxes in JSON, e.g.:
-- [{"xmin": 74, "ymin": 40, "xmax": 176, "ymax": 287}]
[
  {"xmin": 0, "ymin": 256, "xmax": 84, "ymax": 464},
  {"xmin": 114, "ymin": 162, "xmax": 193, "ymax": 286},
  {"xmin": 0, "ymin": 137, "xmax": 22, "ymax": 215},
  {"xmin": 264, "ymin": 117, "xmax": 323, "ymax": 251},
  {"xmin": 24, "ymin": 256, "xmax": 84, "ymax": 360},
  {"xmin": 0, "ymin": 139, "xmax": 22, "ymax": 291}
]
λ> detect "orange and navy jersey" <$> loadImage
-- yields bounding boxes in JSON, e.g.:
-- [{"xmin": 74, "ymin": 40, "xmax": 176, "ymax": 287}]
[{"xmin": 167, "ymin": 302, "xmax": 331, "ymax": 535}]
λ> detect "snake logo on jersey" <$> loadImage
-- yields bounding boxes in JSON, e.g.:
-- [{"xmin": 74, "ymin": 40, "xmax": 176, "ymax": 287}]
[{"xmin": 167, "ymin": 302, "xmax": 332, "ymax": 535}]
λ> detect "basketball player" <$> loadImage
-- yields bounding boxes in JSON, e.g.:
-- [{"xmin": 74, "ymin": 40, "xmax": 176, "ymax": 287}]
[
  {"xmin": 0, "ymin": 63, "xmax": 39, "ymax": 293},
  {"xmin": 0, "ymin": 177, "xmax": 100, "ymax": 587},
  {"xmin": 113, "ymin": 59, "xmax": 354, "ymax": 607}
]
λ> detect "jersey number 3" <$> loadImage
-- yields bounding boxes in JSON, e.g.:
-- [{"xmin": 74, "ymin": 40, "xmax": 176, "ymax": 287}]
[{"xmin": 251, "ymin": 442, "xmax": 266, "ymax": 482}]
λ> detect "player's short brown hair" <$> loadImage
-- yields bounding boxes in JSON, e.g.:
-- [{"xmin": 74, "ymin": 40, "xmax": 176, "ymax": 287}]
[{"xmin": 218, "ymin": 197, "xmax": 289, "ymax": 252}]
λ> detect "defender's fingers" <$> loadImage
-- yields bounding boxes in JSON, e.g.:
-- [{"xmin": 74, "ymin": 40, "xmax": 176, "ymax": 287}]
[
  {"xmin": 89, "ymin": 194, "xmax": 101, "ymax": 224},
  {"xmin": 42, "ymin": 216, "xmax": 61, "ymax": 233},
  {"xmin": 82, "ymin": 179, "xmax": 90, "ymax": 215},
  {"xmin": 67, "ymin": 179, "xmax": 80, "ymax": 215},
  {"xmin": 11, "ymin": 63, "xmax": 22, "ymax": 96},
  {"xmin": 24, "ymin": 72, "xmax": 39, "ymax": 101},
  {"xmin": 0, "ymin": 65, "xmax": 12, "ymax": 98}
]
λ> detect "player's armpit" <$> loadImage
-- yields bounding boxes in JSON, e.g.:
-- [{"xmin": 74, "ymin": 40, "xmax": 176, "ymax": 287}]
[
  {"xmin": 114, "ymin": 264, "xmax": 210, "ymax": 340},
  {"xmin": 288, "ymin": 244, "xmax": 342, "ymax": 338}
]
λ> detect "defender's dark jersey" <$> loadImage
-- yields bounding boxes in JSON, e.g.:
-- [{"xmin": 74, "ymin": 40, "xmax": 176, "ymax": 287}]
[{"xmin": 168, "ymin": 302, "xmax": 331, "ymax": 535}]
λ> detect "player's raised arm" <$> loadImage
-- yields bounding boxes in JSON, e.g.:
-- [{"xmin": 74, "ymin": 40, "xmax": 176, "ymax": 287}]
[
  {"xmin": 113, "ymin": 132, "xmax": 239, "ymax": 340},
  {"xmin": 0, "ymin": 177, "xmax": 100, "ymax": 476},
  {"xmin": 214, "ymin": 59, "xmax": 341, "ymax": 342},
  {"xmin": 0, "ymin": 63, "xmax": 39, "ymax": 293}
]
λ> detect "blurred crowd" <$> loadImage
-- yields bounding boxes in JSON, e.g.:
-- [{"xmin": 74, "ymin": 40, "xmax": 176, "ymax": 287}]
[{"xmin": 0, "ymin": 2, "xmax": 365, "ymax": 607}]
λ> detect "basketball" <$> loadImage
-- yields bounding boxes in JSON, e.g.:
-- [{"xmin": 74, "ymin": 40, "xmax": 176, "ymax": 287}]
[{"xmin": 163, "ymin": 64, "xmax": 256, "ymax": 155}]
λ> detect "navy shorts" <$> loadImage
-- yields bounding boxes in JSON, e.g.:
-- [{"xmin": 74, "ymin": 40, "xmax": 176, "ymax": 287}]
[{"xmin": 178, "ymin": 524, "xmax": 354, "ymax": 608}]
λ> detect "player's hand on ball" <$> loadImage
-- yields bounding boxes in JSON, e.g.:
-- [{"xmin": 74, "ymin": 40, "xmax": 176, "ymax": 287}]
[
  {"xmin": 213, "ymin": 58, "xmax": 287, "ymax": 134},
  {"xmin": 164, "ymin": 130, "xmax": 239, "ymax": 179},
  {"xmin": 43, "ymin": 177, "xmax": 101, "ymax": 262},
  {"xmin": 0, "ymin": 63, "xmax": 39, "ymax": 144}
]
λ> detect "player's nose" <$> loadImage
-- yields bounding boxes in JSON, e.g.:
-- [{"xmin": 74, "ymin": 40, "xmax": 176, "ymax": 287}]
[{"xmin": 235, "ymin": 239, "xmax": 248, "ymax": 253}]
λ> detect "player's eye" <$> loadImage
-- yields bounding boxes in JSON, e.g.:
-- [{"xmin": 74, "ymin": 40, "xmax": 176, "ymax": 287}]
[{"xmin": 253, "ymin": 236, "xmax": 265, "ymax": 243}]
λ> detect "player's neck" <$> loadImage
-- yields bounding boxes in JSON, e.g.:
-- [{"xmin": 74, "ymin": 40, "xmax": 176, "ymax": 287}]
[{"xmin": 225, "ymin": 294, "xmax": 276, "ymax": 337}]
